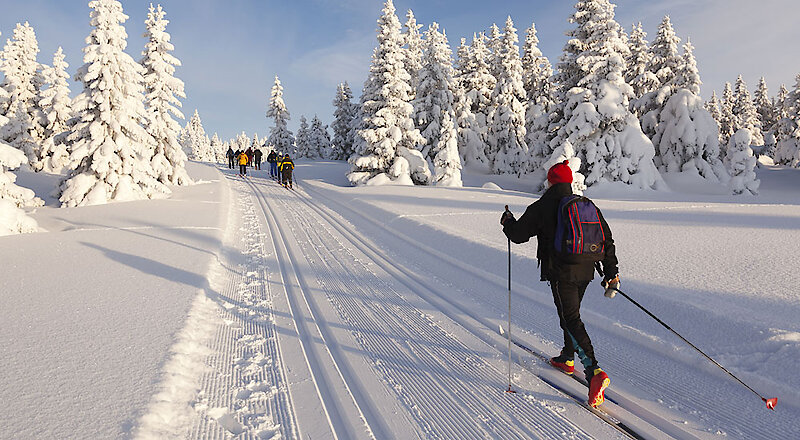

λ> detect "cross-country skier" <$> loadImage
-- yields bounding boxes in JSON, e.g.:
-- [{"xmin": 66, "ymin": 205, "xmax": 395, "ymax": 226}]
[
  {"xmin": 280, "ymin": 154, "xmax": 294, "ymax": 189},
  {"xmin": 500, "ymin": 161, "xmax": 620, "ymax": 407},
  {"xmin": 267, "ymin": 150, "xmax": 278, "ymax": 179},
  {"xmin": 254, "ymin": 148, "xmax": 263, "ymax": 170},
  {"xmin": 226, "ymin": 146, "xmax": 235, "ymax": 169},
  {"xmin": 238, "ymin": 150, "xmax": 249, "ymax": 176}
]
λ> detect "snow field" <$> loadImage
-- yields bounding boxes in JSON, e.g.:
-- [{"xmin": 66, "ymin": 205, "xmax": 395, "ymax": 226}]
[{"xmin": 0, "ymin": 163, "xmax": 224, "ymax": 439}]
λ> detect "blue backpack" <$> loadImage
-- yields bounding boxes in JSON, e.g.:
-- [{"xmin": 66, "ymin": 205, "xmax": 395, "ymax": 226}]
[{"xmin": 554, "ymin": 195, "xmax": 606, "ymax": 264}]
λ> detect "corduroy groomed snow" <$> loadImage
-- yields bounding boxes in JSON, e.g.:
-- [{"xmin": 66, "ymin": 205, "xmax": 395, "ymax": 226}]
[{"xmin": 547, "ymin": 161, "xmax": 573, "ymax": 185}]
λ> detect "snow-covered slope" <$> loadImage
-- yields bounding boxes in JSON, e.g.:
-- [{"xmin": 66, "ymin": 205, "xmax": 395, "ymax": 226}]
[{"xmin": 2, "ymin": 160, "xmax": 798, "ymax": 439}]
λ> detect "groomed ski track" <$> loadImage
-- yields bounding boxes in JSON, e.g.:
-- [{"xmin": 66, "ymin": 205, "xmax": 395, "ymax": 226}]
[
  {"xmin": 162, "ymin": 164, "xmax": 796, "ymax": 439},
  {"xmin": 180, "ymin": 167, "xmax": 634, "ymax": 440}
]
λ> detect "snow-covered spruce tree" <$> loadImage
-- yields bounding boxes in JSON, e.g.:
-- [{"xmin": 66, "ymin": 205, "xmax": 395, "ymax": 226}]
[
  {"xmin": 0, "ymin": 22, "xmax": 44, "ymax": 164},
  {"xmin": 637, "ymin": 16, "xmax": 682, "ymax": 141},
  {"xmin": 266, "ymin": 75, "xmax": 295, "ymax": 155},
  {"xmin": 486, "ymin": 23, "xmax": 502, "ymax": 80},
  {"xmin": 295, "ymin": 115, "xmax": 310, "ymax": 158},
  {"xmin": 307, "ymin": 115, "xmax": 331, "ymax": 159},
  {"xmin": 775, "ymin": 74, "xmax": 800, "ymax": 167},
  {"xmin": 550, "ymin": 0, "xmax": 662, "ymax": 189},
  {"xmin": 347, "ymin": 0, "xmax": 430, "ymax": 186},
  {"xmin": 36, "ymin": 47, "xmax": 73, "ymax": 173},
  {"xmin": 183, "ymin": 110, "xmax": 213, "ymax": 161},
  {"xmin": 521, "ymin": 21, "xmax": 555, "ymax": 174},
  {"xmin": 705, "ymin": 91, "xmax": 722, "ymax": 127},
  {"xmin": 413, "ymin": 23, "xmax": 461, "ymax": 185},
  {"xmin": 60, "ymin": 0, "xmax": 169, "ymax": 207},
  {"xmin": 726, "ymin": 128, "xmax": 759, "ymax": 194},
  {"xmin": 141, "ymin": 4, "xmax": 191, "ymax": 186},
  {"xmin": 754, "ymin": 77, "xmax": 775, "ymax": 136},
  {"xmin": 625, "ymin": 22, "xmax": 658, "ymax": 109},
  {"xmin": 718, "ymin": 82, "xmax": 736, "ymax": 147},
  {"xmin": 651, "ymin": 39, "xmax": 727, "ymax": 181},
  {"xmin": 210, "ymin": 133, "xmax": 225, "ymax": 164},
  {"xmin": 413, "ymin": 23, "xmax": 456, "ymax": 160},
  {"xmin": 486, "ymin": 17, "xmax": 527, "ymax": 175},
  {"xmin": 768, "ymin": 83, "xmax": 790, "ymax": 156},
  {"xmin": 459, "ymin": 32, "xmax": 495, "ymax": 163},
  {"xmin": 331, "ymin": 82, "xmax": 357, "ymax": 160},
  {"xmin": 403, "ymin": 9, "xmax": 424, "ymax": 100},
  {"xmin": 235, "ymin": 131, "xmax": 249, "ymax": 153},
  {"xmin": 0, "ymin": 138, "xmax": 40, "ymax": 235},
  {"xmin": 732, "ymin": 75, "xmax": 764, "ymax": 146},
  {"xmin": 453, "ymin": 37, "xmax": 488, "ymax": 167}
]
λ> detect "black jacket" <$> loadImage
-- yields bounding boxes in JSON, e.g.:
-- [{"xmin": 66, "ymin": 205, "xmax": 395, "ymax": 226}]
[
  {"xmin": 267, "ymin": 152, "xmax": 277, "ymax": 163},
  {"xmin": 502, "ymin": 182, "xmax": 618, "ymax": 282}
]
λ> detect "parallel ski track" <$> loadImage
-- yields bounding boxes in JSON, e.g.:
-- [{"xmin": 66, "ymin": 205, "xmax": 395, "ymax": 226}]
[
  {"xmin": 291, "ymin": 181, "xmax": 696, "ymax": 439},
  {"xmin": 299, "ymin": 181, "xmax": 794, "ymax": 440},
  {"xmin": 248, "ymin": 175, "xmax": 631, "ymax": 440},
  {"xmin": 246, "ymin": 176, "xmax": 387, "ymax": 440},
  {"xmin": 190, "ymin": 182, "xmax": 298, "ymax": 439}
]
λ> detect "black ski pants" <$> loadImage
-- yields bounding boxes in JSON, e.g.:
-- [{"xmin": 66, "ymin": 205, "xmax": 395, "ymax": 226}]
[{"xmin": 551, "ymin": 279, "xmax": 598, "ymax": 372}]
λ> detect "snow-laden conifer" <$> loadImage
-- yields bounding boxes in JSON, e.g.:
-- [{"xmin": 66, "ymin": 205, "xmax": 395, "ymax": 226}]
[
  {"xmin": 413, "ymin": 23, "xmax": 458, "ymax": 162},
  {"xmin": 141, "ymin": 4, "xmax": 191, "ymax": 185},
  {"xmin": 486, "ymin": 17, "xmax": 527, "ymax": 175},
  {"xmin": 732, "ymin": 75, "xmax": 764, "ymax": 146},
  {"xmin": 638, "ymin": 16, "xmax": 682, "ymax": 140},
  {"xmin": 458, "ymin": 33, "xmax": 495, "ymax": 163},
  {"xmin": 331, "ymin": 82, "xmax": 357, "ymax": 160},
  {"xmin": 210, "ymin": 133, "xmax": 225, "ymax": 164},
  {"xmin": 412, "ymin": 23, "xmax": 461, "ymax": 185},
  {"xmin": 705, "ymin": 91, "xmax": 722, "ymax": 124},
  {"xmin": 453, "ymin": 37, "xmax": 488, "ymax": 167},
  {"xmin": 726, "ymin": 128, "xmax": 759, "ymax": 194},
  {"xmin": 295, "ymin": 115, "xmax": 310, "ymax": 158},
  {"xmin": 234, "ymin": 132, "xmax": 249, "ymax": 153},
  {"xmin": 60, "ymin": 0, "xmax": 169, "ymax": 207},
  {"xmin": 183, "ymin": 110, "xmax": 213, "ymax": 161},
  {"xmin": 0, "ymin": 138, "xmax": 40, "ymax": 235},
  {"xmin": 0, "ymin": 22, "xmax": 44, "ymax": 164},
  {"xmin": 718, "ymin": 82, "xmax": 736, "ymax": 149},
  {"xmin": 307, "ymin": 115, "xmax": 331, "ymax": 159},
  {"xmin": 36, "ymin": 47, "xmax": 72, "ymax": 173},
  {"xmin": 625, "ymin": 23, "xmax": 658, "ymax": 107},
  {"xmin": 650, "ymin": 39, "xmax": 726, "ymax": 181},
  {"xmin": 754, "ymin": 77, "xmax": 775, "ymax": 136},
  {"xmin": 403, "ymin": 10, "xmax": 423, "ymax": 100},
  {"xmin": 266, "ymin": 75, "xmax": 295, "ymax": 154},
  {"xmin": 487, "ymin": 23, "xmax": 502, "ymax": 79},
  {"xmin": 550, "ymin": 0, "xmax": 662, "ymax": 189},
  {"xmin": 347, "ymin": 0, "xmax": 430, "ymax": 186},
  {"xmin": 775, "ymin": 74, "xmax": 800, "ymax": 167},
  {"xmin": 521, "ymin": 22, "xmax": 555, "ymax": 174}
]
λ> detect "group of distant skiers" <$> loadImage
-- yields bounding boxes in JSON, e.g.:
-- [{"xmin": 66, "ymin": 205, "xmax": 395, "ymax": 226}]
[{"xmin": 225, "ymin": 146, "xmax": 295, "ymax": 188}]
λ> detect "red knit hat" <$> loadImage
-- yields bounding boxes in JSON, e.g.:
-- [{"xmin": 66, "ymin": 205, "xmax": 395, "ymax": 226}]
[{"xmin": 547, "ymin": 160, "xmax": 573, "ymax": 185}]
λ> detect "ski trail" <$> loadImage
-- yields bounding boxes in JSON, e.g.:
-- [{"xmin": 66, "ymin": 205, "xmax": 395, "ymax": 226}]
[
  {"xmin": 249, "ymin": 176, "xmax": 625, "ymax": 439},
  {"xmin": 135, "ymin": 175, "xmax": 298, "ymax": 439},
  {"xmin": 302, "ymin": 181, "xmax": 799, "ymax": 439},
  {"xmin": 185, "ymin": 181, "xmax": 298, "ymax": 440}
]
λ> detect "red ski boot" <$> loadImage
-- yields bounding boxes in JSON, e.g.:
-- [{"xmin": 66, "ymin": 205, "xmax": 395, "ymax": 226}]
[
  {"xmin": 587, "ymin": 368, "xmax": 610, "ymax": 408},
  {"xmin": 549, "ymin": 356, "xmax": 574, "ymax": 375}
]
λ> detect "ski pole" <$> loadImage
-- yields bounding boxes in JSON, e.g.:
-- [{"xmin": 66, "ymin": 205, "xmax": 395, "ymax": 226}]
[
  {"xmin": 505, "ymin": 205, "xmax": 515, "ymax": 394},
  {"xmin": 605, "ymin": 283, "xmax": 778, "ymax": 410}
]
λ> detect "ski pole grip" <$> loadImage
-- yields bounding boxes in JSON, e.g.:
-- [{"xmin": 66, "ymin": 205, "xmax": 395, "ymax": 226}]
[{"xmin": 602, "ymin": 279, "xmax": 618, "ymax": 298}]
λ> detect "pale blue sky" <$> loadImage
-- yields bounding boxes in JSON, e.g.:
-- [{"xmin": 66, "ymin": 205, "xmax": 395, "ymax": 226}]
[{"xmin": 1, "ymin": 0, "xmax": 798, "ymax": 141}]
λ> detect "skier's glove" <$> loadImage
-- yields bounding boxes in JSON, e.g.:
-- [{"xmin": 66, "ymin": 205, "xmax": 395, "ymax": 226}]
[
  {"xmin": 500, "ymin": 206, "xmax": 515, "ymax": 225},
  {"xmin": 601, "ymin": 275, "xmax": 620, "ymax": 298}
]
